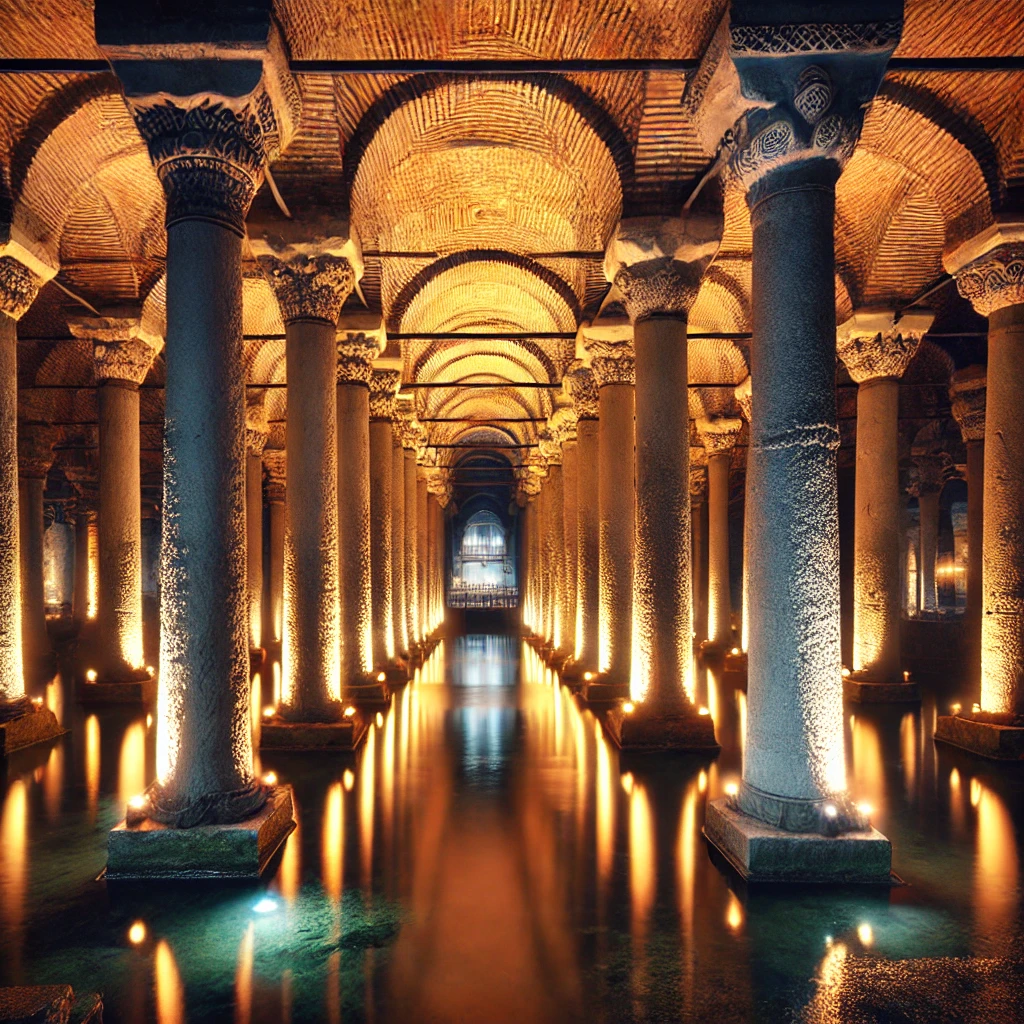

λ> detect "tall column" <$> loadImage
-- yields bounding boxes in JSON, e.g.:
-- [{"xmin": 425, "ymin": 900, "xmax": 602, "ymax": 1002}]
[
  {"xmin": 244, "ymin": 401, "xmax": 268, "ymax": 656},
  {"xmin": 690, "ymin": 467, "xmax": 708, "ymax": 644},
  {"xmin": 262, "ymin": 450, "xmax": 285, "ymax": 648},
  {"xmin": 555, "ymin": 413, "xmax": 579, "ymax": 666},
  {"xmin": 368, "ymin": 371, "xmax": 400, "ymax": 669},
  {"xmin": 837, "ymin": 312, "xmax": 932, "ymax": 697},
  {"xmin": 70, "ymin": 315, "xmax": 159, "ymax": 681},
  {"xmin": 253, "ymin": 236, "xmax": 358, "ymax": 719},
  {"xmin": 0, "ymin": 256, "xmax": 62, "ymax": 741},
  {"xmin": 734, "ymin": 376, "xmax": 752, "ymax": 654},
  {"xmin": 535, "ymin": 468, "xmax": 552, "ymax": 644},
  {"xmin": 563, "ymin": 370, "xmax": 599, "ymax": 676},
  {"xmin": 582, "ymin": 330, "xmax": 634, "ymax": 698},
  {"xmin": 401, "ymin": 433, "xmax": 419, "ymax": 652},
  {"xmin": 694, "ymin": 16, "xmax": 899, "ymax": 876},
  {"xmin": 391, "ymin": 429, "xmax": 409, "ymax": 660},
  {"xmin": 913, "ymin": 460, "xmax": 945, "ymax": 615},
  {"xmin": 949, "ymin": 367, "xmax": 986, "ymax": 692},
  {"xmin": 18, "ymin": 427, "xmax": 55, "ymax": 671},
  {"xmin": 337, "ymin": 330, "xmax": 384, "ymax": 698},
  {"xmin": 104, "ymin": 45, "xmax": 301, "ymax": 832},
  {"xmin": 697, "ymin": 418, "xmax": 742, "ymax": 651},
  {"xmin": 72, "ymin": 500, "xmax": 93, "ymax": 625},
  {"xmin": 538, "ymin": 438, "xmax": 564, "ymax": 654}
]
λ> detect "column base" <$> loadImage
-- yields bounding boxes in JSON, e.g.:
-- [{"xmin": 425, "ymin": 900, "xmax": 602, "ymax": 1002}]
[
  {"xmin": 106, "ymin": 784, "xmax": 296, "ymax": 880},
  {"xmin": 698, "ymin": 640, "xmax": 728, "ymax": 664},
  {"xmin": 0, "ymin": 703, "xmax": 66, "ymax": 757},
  {"xmin": 77, "ymin": 672, "xmax": 157, "ymax": 705},
  {"xmin": 578, "ymin": 675, "xmax": 630, "ymax": 704},
  {"xmin": 935, "ymin": 712, "xmax": 1024, "ymax": 760},
  {"xmin": 559, "ymin": 658, "xmax": 588, "ymax": 684},
  {"xmin": 344, "ymin": 675, "xmax": 392, "ymax": 708},
  {"xmin": 381, "ymin": 660, "xmax": 410, "ymax": 686},
  {"xmin": 547, "ymin": 646, "xmax": 573, "ymax": 671},
  {"xmin": 722, "ymin": 649, "xmax": 748, "ymax": 682},
  {"xmin": 250, "ymin": 647, "xmax": 267, "ymax": 670},
  {"xmin": 844, "ymin": 675, "xmax": 920, "ymax": 704},
  {"xmin": 604, "ymin": 705, "xmax": 718, "ymax": 752},
  {"xmin": 703, "ymin": 799, "xmax": 893, "ymax": 884},
  {"xmin": 261, "ymin": 712, "xmax": 368, "ymax": 751},
  {"xmin": 0, "ymin": 985, "xmax": 102, "ymax": 1024}
]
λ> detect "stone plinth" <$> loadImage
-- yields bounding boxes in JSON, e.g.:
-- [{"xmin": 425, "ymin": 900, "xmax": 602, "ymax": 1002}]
[
  {"xmin": 723, "ymin": 649, "xmax": 747, "ymax": 682},
  {"xmin": 345, "ymin": 675, "xmax": 392, "ymax": 708},
  {"xmin": 260, "ymin": 714, "xmax": 368, "ymax": 751},
  {"xmin": 107, "ymin": 784, "xmax": 295, "ymax": 880},
  {"xmin": 604, "ymin": 706, "xmax": 718, "ymax": 752},
  {"xmin": 704, "ymin": 799, "xmax": 892, "ymax": 884},
  {"xmin": 0, "ymin": 703, "xmax": 65, "ymax": 756},
  {"xmin": 844, "ymin": 675, "xmax": 921, "ymax": 704},
  {"xmin": 381, "ymin": 661, "xmax": 409, "ymax": 687},
  {"xmin": 76, "ymin": 672, "xmax": 157, "ymax": 705},
  {"xmin": 935, "ymin": 713, "xmax": 1024, "ymax": 760},
  {"xmin": 579, "ymin": 675, "xmax": 629, "ymax": 704}
]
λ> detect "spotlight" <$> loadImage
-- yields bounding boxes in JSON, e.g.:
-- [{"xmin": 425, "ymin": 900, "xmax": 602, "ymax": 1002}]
[
  {"xmin": 824, "ymin": 804, "xmax": 838, "ymax": 819},
  {"xmin": 730, "ymin": 647, "xmax": 739, "ymax": 656},
  {"xmin": 583, "ymin": 671, "xmax": 594, "ymax": 681},
  {"xmin": 972, "ymin": 703, "xmax": 981, "ymax": 715},
  {"xmin": 253, "ymin": 897, "xmax": 278, "ymax": 914},
  {"xmin": 841, "ymin": 667, "xmax": 851, "ymax": 678},
  {"xmin": 343, "ymin": 706, "xmax": 357, "ymax": 718},
  {"xmin": 857, "ymin": 802, "xmax": 872, "ymax": 817},
  {"xmin": 30, "ymin": 695, "xmax": 42, "ymax": 706},
  {"xmin": 262, "ymin": 772, "xmax": 277, "ymax": 787},
  {"xmin": 128, "ymin": 794, "xmax": 147, "ymax": 811},
  {"xmin": 146, "ymin": 665, "xmax": 155, "ymax": 676},
  {"xmin": 857, "ymin": 923, "xmax": 873, "ymax": 947},
  {"xmin": 698, "ymin": 706, "xmax": 710, "ymax": 716},
  {"xmin": 622, "ymin": 701, "xmax": 635, "ymax": 714},
  {"xmin": 903, "ymin": 670, "xmax": 911, "ymax": 682},
  {"xmin": 724, "ymin": 781, "xmax": 738, "ymax": 798},
  {"xmin": 950, "ymin": 702, "xmax": 962, "ymax": 715},
  {"xmin": 262, "ymin": 706, "xmax": 275, "ymax": 719},
  {"xmin": 127, "ymin": 921, "xmax": 147, "ymax": 945},
  {"xmin": 86, "ymin": 669, "xmax": 97, "ymax": 683},
  {"xmin": 377, "ymin": 671, "xmax": 386, "ymax": 683},
  {"xmin": 620, "ymin": 771, "xmax": 634, "ymax": 794}
]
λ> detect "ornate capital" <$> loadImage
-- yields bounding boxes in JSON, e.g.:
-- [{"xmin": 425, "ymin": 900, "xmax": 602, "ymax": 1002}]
[
  {"xmin": 70, "ymin": 314, "xmax": 162, "ymax": 385},
  {"xmin": 563, "ymin": 367, "xmax": 599, "ymax": 420},
  {"xmin": 257, "ymin": 253, "xmax": 356, "ymax": 325},
  {"xmin": 538, "ymin": 431, "xmax": 562, "ymax": 466},
  {"xmin": 337, "ymin": 332, "xmax": 383, "ymax": 386},
  {"xmin": 955, "ymin": 245, "xmax": 1024, "ymax": 317},
  {"xmin": 0, "ymin": 257, "xmax": 42, "ymax": 320},
  {"xmin": 949, "ymin": 366, "xmax": 986, "ymax": 443},
  {"xmin": 584, "ymin": 338, "xmax": 635, "ymax": 388},
  {"xmin": 263, "ymin": 448, "xmax": 286, "ymax": 503},
  {"xmin": 697, "ymin": 416, "xmax": 743, "ymax": 456},
  {"xmin": 245, "ymin": 401, "xmax": 269, "ymax": 456},
  {"xmin": 369, "ymin": 370, "xmax": 401, "ymax": 421},
  {"xmin": 19, "ymin": 425, "xmax": 58, "ymax": 479},
  {"xmin": 734, "ymin": 376, "xmax": 752, "ymax": 423},
  {"xmin": 911, "ymin": 454, "xmax": 949, "ymax": 495},
  {"xmin": 689, "ymin": 466, "xmax": 707, "ymax": 500},
  {"xmin": 836, "ymin": 311, "xmax": 932, "ymax": 383}
]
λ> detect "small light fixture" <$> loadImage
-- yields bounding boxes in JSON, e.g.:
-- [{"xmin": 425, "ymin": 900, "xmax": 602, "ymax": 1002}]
[
  {"xmin": 724, "ymin": 781, "xmax": 738, "ymax": 798},
  {"xmin": 841, "ymin": 667, "xmax": 851, "ymax": 679},
  {"xmin": 30, "ymin": 695, "xmax": 43, "ymax": 706},
  {"xmin": 86, "ymin": 669, "xmax": 97, "ymax": 682},
  {"xmin": 730, "ymin": 647, "xmax": 739, "ymax": 656},
  {"xmin": 857, "ymin": 802, "xmax": 873, "ymax": 817},
  {"xmin": 146, "ymin": 665, "xmax": 155, "ymax": 676},
  {"xmin": 824, "ymin": 934, "xmax": 833, "ymax": 946},
  {"xmin": 583, "ymin": 671, "xmax": 594, "ymax": 681},
  {"xmin": 377, "ymin": 671, "xmax": 386, "ymax": 683},
  {"xmin": 951, "ymin": 702, "xmax": 962, "ymax": 715},
  {"xmin": 262, "ymin": 706, "xmax": 275, "ymax": 719},
  {"xmin": 903, "ymin": 670, "xmax": 911, "ymax": 682},
  {"xmin": 698, "ymin": 706, "xmax": 710, "ymax": 716},
  {"xmin": 698, "ymin": 770, "xmax": 707, "ymax": 794},
  {"xmin": 824, "ymin": 803, "xmax": 837, "ymax": 819},
  {"xmin": 972, "ymin": 702, "xmax": 981, "ymax": 715},
  {"xmin": 857, "ymin": 922, "xmax": 873, "ymax": 947},
  {"xmin": 621, "ymin": 771, "xmax": 634, "ymax": 794},
  {"xmin": 622, "ymin": 701, "xmax": 635, "ymax": 714},
  {"xmin": 376, "ymin": 712, "xmax": 384, "ymax": 727},
  {"xmin": 146, "ymin": 713, "xmax": 153, "ymax": 728},
  {"xmin": 128, "ymin": 921, "xmax": 147, "ymax": 945},
  {"xmin": 128, "ymin": 794, "xmax": 147, "ymax": 811},
  {"xmin": 343, "ymin": 706, "xmax": 357, "ymax": 718},
  {"xmin": 343, "ymin": 769, "xmax": 355, "ymax": 791},
  {"xmin": 262, "ymin": 772, "xmax": 277, "ymax": 787}
]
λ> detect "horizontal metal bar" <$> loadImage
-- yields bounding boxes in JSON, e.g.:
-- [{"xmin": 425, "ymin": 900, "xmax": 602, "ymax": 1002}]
[
  {"xmin": 401, "ymin": 381, "xmax": 560, "ymax": 389},
  {"xmin": 391, "ymin": 331, "xmax": 576, "ymax": 340}
]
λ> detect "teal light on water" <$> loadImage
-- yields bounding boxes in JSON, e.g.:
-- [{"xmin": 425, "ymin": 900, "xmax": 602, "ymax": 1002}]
[{"xmin": 252, "ymin": 897, "xmax": 278, "ymax": 914}]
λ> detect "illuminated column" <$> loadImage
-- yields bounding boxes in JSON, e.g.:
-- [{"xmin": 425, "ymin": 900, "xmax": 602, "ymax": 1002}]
[
  {"xmin": 337, "ymin": 330, "xmax": 383, "ymax": 695},
  {"xmin": 913, "ymin": 459, "xmax": 945, "ymax": 615},
  {"xmin": 401, "ymin": 434, "xmax": 419, "ymax": 649},
  {"xmin": 391, "ymin": 429, "xmax": 409, "ymax": 659},
  {"xmin": 369, "ymin": 370, "xmax": 400, "ymax": 668},
  {"xmin": 696, "ymin": 19, "xmax": 899, "ymax": 870},
  {"xmin": 697, "ymin": 418, "xmax": 742, "ymax": 651},
  {"xmin": 70, "ymin": 315, "xmax": 159, "ymax": 681},
  {"xmin": 689, "ymin": 467, "xmax": 707, "ymax": 643},
  {"xmin": 244, "ymin": 401, "xmax": 268, "ymax": 655},
  {"xmin": 837, "ymin": 311, "xmax": 932, "ymax": 694},
  {"xmin": 949, "ymin": 367, "xmax": 986, "ymax": 690},
  {"xmin": 535, "ymin": 469, "xmax": 552, "ymax": 644},
  {"xmin": 583, "ymin": 329, "xmax": 634, "ymax": 696},
  {"xmin": 734, "ymin": 377, "xmax": 752, "ymax": 653},
  {"xmin": 556, "ymin": 413, "xmax": 579, "ymax": 665},
  {"xmin": 539, "ymin": 439, "xmax": 564, "ymax": 652},
  {"xmin": 254, "ymin": 241, "xmax": 357, "ymax": 717},
  {"xmin": 18, "ymin": 427, "xmax": 55, "ymax": 668},
  {"xmin": 563, "ymin": 369, "xmax": 599, "ymax": 674},
  {"xmin": 72, "ymin": 499, "xmax": 93, "ymax": 625},
  {"xmin": 262, "ymin": 450, "xmax": 285, "ymax": 648},
  {"xmin": 416, "ymin": 465, "xmax": 428, "ymax": 641}
]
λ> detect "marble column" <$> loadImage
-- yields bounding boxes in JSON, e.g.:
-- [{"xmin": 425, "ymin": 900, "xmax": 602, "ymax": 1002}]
[
  {"xmin": 337, "ymin": 331, "xmax": 384, "ymax": 698},
  {"xmin": 391, "ymin": 429, "xmax": 409, "ymax": 660},
  {"xmin": 837, "ymin": 312, "xmax": 932, "ymax": 694},
  {"xmin": 70, "ymin": 316, "xmax": 159, "ymax": 681},
  {"xmin": 535, "ymin": 467, "xmax": 552, "ymax": 644},
  {"xmin": 401, "ymin": 434, "xmax": 419, "ymax": 651},
  {"xmin": 582, "ymin": 330, "xmax": 634, "ymax": 698},
  {"xmin": 734, "ymin": 376, "xmax": 752, "ymax": 653},
  {"xmin": 693, "ymin": 19, "xmax": 899, "ymax": 866},
  {"xmin": 415, "ymin": 469, "xmax": 428, "ymax": 639},
  {"xmin": 563, "ymin": 369, "xmax": 599, "ymax": 676},
  {"xmin": 368, "ymin": 370, "xmax": 401, "ymax": 669},
  {"xmin": 949, "ymin": 367, "xmax": 986, "ymax": 691},
  {"xmin": 262, "ymin": 450, "xmax": 285, "ymax": 649},
  {"xmin": 556, "ymin": 414, "xmax": 579, "ymax": 666},
  {"xmin": 18, "ymin": 427, "xmax": 55, "ymax": 670},
  {"xmin": 690, "ymin": 467, "xmax": 708, "ymax": 644},
  {"xmin": 913, "ymin": 460, "xmax": 945, "ymax": 615},
  {"xmin": 697, "ymin": 418, "xmax": 742, "ymax": 652},
  {"xmin": 244, "ymin": 401, "xmax": 268, "ymax": 655},
  {"xmin": 72, "ymin": 500, "xmax": 92, "ymax": 625},
  {"xmin": 539, "ymin": 438, "xmax": 564, "ymax": 653},
  {"xmin": 254, "ymin": 241, "xmax": 357, "ymax": 718}
]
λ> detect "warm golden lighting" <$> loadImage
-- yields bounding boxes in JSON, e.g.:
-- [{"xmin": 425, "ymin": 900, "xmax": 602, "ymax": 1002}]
[
  {"xmin": 85, "ymin": 714, "xmax": 100, "ymax": 819},
  {"xmin": 730, "ymin": 647, "xmax": 739, "ymax": 656},
  {"xmin": 146, "ymin": 713, "xmax": 153, "ymax": 728},
  {"xmin": 841, "ymin": 666, "xmax": 851, "ymax": 678},
  {"xmin": 857, "ymin": 922, "xmax": 873, "ymax": 947},
  {"xmin": 343, "ymin": 769, "xmax": 355, "ymax": 792},
  {"xmin": 146, "ymin": 665, "xmax": 155, "ymax": 676},
  {"xmin": 262, "ymin": 706, "xmax": 274, "ymax": 719},
  {"xmin": 343, "ymin": 706, "xmax": 357, "ymax": 718},
  {"xmin": 951, "ymin": 702, "xmax": 962, "ymax": 715},
  {"xmin": 698, "ymin": 705, "xmax": 709, "ymax": 716},
  {"xmin": 322, "ymin": 781, "xmax": 344, "ymax": 901},
  {"xmin": 725, "ymin": 892, "xmax": 743, "ymax": 932},
  {"xmin": 0, "ymin": 779, "xmax": 26, "ymax": 940},
  {"xmin": 583, "ymin": 671, "xmax": 594, "ymax": 682},
  {"xmin": 621, "ymin": 771, "xmax": 634, "ymax": 794},
  {"xmin": 128, "ymin": 794, "xmax": 147, "ymax": 810},
  {"xmin": 970, "ymin": 777, "xmax": 982, "ymax": 808},
  {"xmin": 86, "ymin": 520, "xmax": 98, "ymax": 621},
  {"xmin": 128, "ymin": 921, "xmax": 147, "ymax": 945},
  {"xmin": 903, "ymin": 670, "xmax": 911, "ymax": 682},
  {"xmin": 698, "ymin": 770, "xmax": 707, "ymax": 794},
  {"xmin": 377, "ymin": 671, "xmax": 386, "ymax": 683},
  {"xmin": 376, "ymin": 712, "xmax": 384, "ymax": 727},
  {"xmin": 234, "ymin": 922, "xmax": 254, "ymax": 1024},
  {"xmin": 724, "ymin": 781, "xmax": 738, "ymax": 798},
  {"xmin": 118, "ymin": 722, "xmax": 146, "ymax": 814},
  {"xmin": 262, "ymin": 772, "xmax": 277, "ymax": 787},
  {"xmin": 857, "ymin": 802, "xmax": 873, "ymax": 818},
  {"xmin": 622, "ymin": 701, "xmax": 635, "ymax": 714},
  {"xmin": 154, "ymin": 940, "xmax": 185, "ymax": 1024},
  {"xmin": 30, "ymin": 695, "xmax": 42, "ymax": 706},
  {"xmin": 85, "ymin": 668, "xmax": 97, "ymax": 682}
]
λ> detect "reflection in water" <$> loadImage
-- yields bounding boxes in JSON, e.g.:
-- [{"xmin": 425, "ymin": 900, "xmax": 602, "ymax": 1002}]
[
  {"xmin": 802, "ymin": 941, "xmax": 848, "ymax": 1024},
  {"xmin": 974, "ymin": 779, "xmax": 1020, "ymax": 944},
  {"xmin": 234, "ymin": 922, "xmax": 254, "ymax": 1024},
  {"xmin": 1, "ymin": 779, "xmax": 27, "ymax": 959},
  {"xmin": 322, "ymin": 781, "xmax": 343, "ymax": 902},
  {"xmin": 900, "ymin": 712, "xmax": 919, "ymax": 801},
  {"xmin": 119, "ymin": 721, "xmax": 147, "ymax": 811},
  {"xmin": 44, "ymin": 744, "xmax": 63, "ymax": 821},
  {"xmin": 850, "ymin": 715, "xmax": 884, "ymax": 821},
  {"xmin": 85, "ymin": 713, "xmax": 100, "ymax": 821},
  {"xmin": 155, "ymin": 939, "xmax": 185, "ymax": 1024},
  {"xmin": 629, "ymin": 779, "xmax": 655, "ymax": 1014}
]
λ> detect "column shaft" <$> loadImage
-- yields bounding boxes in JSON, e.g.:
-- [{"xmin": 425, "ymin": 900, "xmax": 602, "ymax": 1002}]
[
  {"xmin": 416, "ymin": 474, "xmax": 427, "ymax": 640},
  {"xmin": 369, "ymin": 419, "xmax": 394, "ymax": 665},
  {"xmin": 73, "ymin": 510, "xmax": 90, "ymax": 624},
  {"xmin": 560, "ymin": 439, "xmax": 578, "ymax": 659},
  {"xmin": 19, "ymin": 476, "xmax": 46, "ymax": 665},
  {"xmin": 575, "ymin": 419, "xmax": 599, "ymax": 666},
  {"xmin": 403, "ymin": 451, "xmax": 418, "ymax": 645},
  {"xmin": 918, "ymin": 489, "xmax": 940, "ymax": 614},
  {"xmin": 546, "ymin": 465, "xmax": 564, "ymax": 649},
  {"xmin": 246, "ymin": 451, "xmax": 263, "ymax": 651},
  {"xmin": 392, "ymin": 439, "xmax": 408, "ymax": 658},
  {"xmin": 964, "ymin": 439, "xmax": 983, "ymax": 688},
  {"xmin": 706, "ymin": 453, "xmax": 732, "ymax": 649},
  {"xmin": 267, "ymin": 498, "xmax": 284, "ymax": 646},
  {"xmin": 0, "ymin": 314, "xmax": 23, "ymax": 700}
]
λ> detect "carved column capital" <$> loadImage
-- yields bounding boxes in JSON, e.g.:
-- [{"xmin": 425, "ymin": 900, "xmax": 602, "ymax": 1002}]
[
  {"xmin": 954, "ymin": 244, "xmax": 1024, "ymax": 317},
  {"xmin": 0, "ymin": 256, "xmax": 43, "ymax": 321},
  {"xmin": 245, "ymin": 400, "xmax": 269, "ymax": 456},
  {"xmin": 582, "ymin": 334, "xmax": 635, "ymax": 388},
  {"xmin": 257, "ymin": 253, "xmax": 357, "ymax": 326},
  {"xmin": 19, "ymin": 425, "xmax": 58, "ymax": 479},
  {"xmin": 563, "ymin": 367, "xmax": 599, "ymax": 420},
  {"xmin": 697, "ymin": 416, "xmax": 743, "ymax": 457},
  {"xmin": 734, "ymin": 375, "xmax": 753, "ymax": 423},
  {"xmin": 263, "ymin": 448, "xmax": 286, "ymax": 503},
  {"xmin": 836, "ymin": 310, "xmax": 933, "ymax": 383},
  {"xmin": 538, "ymin": 431, "xmax": 562, "ymax": 466},
  {"xmin": 336, "ymin": 329, "xmax": 385, "ymax": 386},
  {"xmin": 369, "ymin": 369, "xmax": 401, "ymax": 421},
  {"xmin": 548, "ymin": 404, "xmax": 578, "ymax": 445},
  {"xmin": 949, "ymin": 366, "xmax": 986, "ymax": 443},
  {"xmin": 70, "ymin": 313, "xmax": 162, "ymax": 385},
  {"xmin": 689, "ymin": 466, "xmax": 707, "ymax": 501},
  {"xmin": 910, "ymin": 455, "xmax": 950, "ymax": 496}
]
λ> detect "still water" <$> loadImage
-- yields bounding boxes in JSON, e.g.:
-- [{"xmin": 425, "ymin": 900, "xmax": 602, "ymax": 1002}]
[{"xmin": 1, "ymin": 635, "xmax": 1022, "ymax": 1022}]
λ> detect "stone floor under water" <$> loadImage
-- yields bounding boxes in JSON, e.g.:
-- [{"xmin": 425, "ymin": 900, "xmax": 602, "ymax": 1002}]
[{"xmin": 1, "ymin": 632, "xmax": 1023, "ymax": 1023}]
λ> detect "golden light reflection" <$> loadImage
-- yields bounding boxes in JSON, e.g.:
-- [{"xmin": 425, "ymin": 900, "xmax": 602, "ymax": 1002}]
[
  {"xmin": 735, "ymin": 689, "xmax": 747, "ymax": 760},
  {"xmin": 382, "ymin": 696, "xmax": 396, "ymax": 852},
  {"xmin": 250, "ymin": 672, "xmax": 262, "ymax": 741},
  {"xmin": 1, "ymin": 779, "xmax": 27, "ymax": 944},
  {"xmin": 974, "ymin": 779, "xmax": 1019, "ymax": 938},
  {"xmin": 725, "ymin": 891, "xmax": 743, "ymax": 933},
  {"xmin": 802, "ymin": 941, "xmax": 848, "ymax": 1023},
  {"xmin": 677, "ymin": 783, "xmax": 697, "ymax": 941},
  {"xmin": 44, "ymin": 744, "xmax": 63, "ymax": 821},
  {"xmin": 949, "ymin": 767, "xmax": 965, "ymax": 836},
  {"xmin": 154, "ymin": 939, "xmax": 185, "ymax": 1024},
  {"xmin": 87, "ymin": 520, "xmax": 98, "ymax": 620},
  {"xmin": 235, "ymin": 922, "xmax": 254, "ymax": 1024},
  {"xmin": 278, "ymin": 814, "xmax": 301, "ymax": 904},
  {"xmin": 322, "ymin": 781, "xmax": 344, "ymax": 901},
  {"xmin": 850, "ymin": 715, "xmax": 884, "ymax": 817},
  {"xmin": 595, "ymin": 720, "xmax": 614, "ymax": 890},
  {"xmin": 273, "ymin": 661, "xmax": 281, "ymax": 707},
  {"xmin": 899, "ymin": 712, "xmax": 918, "ymax": 800},
  {"xmin": 857, "ymin": 922, "xmax": 873, "ymax": 947},
  {"xmin": 118, "ymin": 721, "xmax": 146, "ymax": 813},
  {"xmin": 45, "ymin": 677, "xmax": 62, "ymax": 725},
  {"xmin": 629, "ymin": 778, "xmax": 655, "ymax": 932},
  {"xmin": 85, "ymin": 714, "xmax": 100, "ymax": 820},
  {"xmin": 360, "ymin": 725, "xmax": 376, "ymax": 890},
  {"xmin": 706, "ymin": 668, "xmax": 719, "ymax": 726}
]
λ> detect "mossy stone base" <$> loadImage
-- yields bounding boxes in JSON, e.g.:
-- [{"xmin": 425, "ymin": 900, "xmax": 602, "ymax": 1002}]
[
  {"xmin": 704, "ymin": 798, "xmax": 892, "ymax": 884},
  {"xmin": 260, "ymin": 714, "xmax": 368, "ymax": 751},
  {"xmin": 844, "ymin": 676, "xmax": 921, "ymax": 703},
  {"xmin": 106, "ymin": 784, "xmax": 295, "ymax": 880},
  {"xmin": 0, "ymin": 704, "xmax": 66, "ymax": 757},
  {"xmin": 935, "ymin": 713, "xmax": 1024, "ymax": 760},
  {"xmin": 604, "ymin": 706, "xmax": 719, "ymax": 752}
]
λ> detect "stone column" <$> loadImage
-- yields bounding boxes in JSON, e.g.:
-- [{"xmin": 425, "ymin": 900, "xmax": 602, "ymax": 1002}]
[
  {"xmin": 913, "ymin": 459, "xmax": 945, "ymax": 615},
  {"xmin": 416, "ymin": 467, "xmax": 428, "ymax": 640},
  {"xmin": 337, "ymin": 329, "xmax": 384, "ymax": 699},
  {"xmin": 690, "ymin": 467, "xmax": 708, "ymax": 644},
  {"xmin": 401, "ymin": 432, "xmax": 419, "ymax": 652},
  {"xmin": 70, "ymin": 315, "xmax": 159, "ymax": 681},
  {"xmin": 949, "ymin": 366, "xmax": 986, "ymax": 691},
  {"xmin": 562, "ymin": 369, "xmax": 599, "ymax": 677},
  {"xmin": 262, "ymin": 451, "xmax": 285, "ymax": 648},
  {"xmin": 72, "ymin": 500, "xmax": 93, "ymax": 625},
  {"xmin": 0, "ymin": 256, "xmax": 62, "ymax": 741},
  {"xmin": 697, "ymin": 418, "xmax": 742, "ymax": 651},
  {"xmin": 734, "ymin": 377, "xmax": 752, "ymax": 654},
  {"xmin": 244, "ymin": 401, "xmax": 268, "ymax": 656},
  {"xmin": 18, "ymin": 427, "xmax": 55, "ymax": 671},
  {"xmin": 369, "ymin": 371, "xmax": 400, "ymax": 670},
  {"xmin": 692, "ymin": 17, "xmax": 899, "ymax": 875},
  {"xmin": 391, "ymin": 428, "xmax": 409, "ymax": 660},
  {"xmin": 539, "ymin": 437, "xmax": 564, "ymax": 654},
  {"xmin": 555, "ymin": 411, "xmax": 579, "ymax": 667},
  {"xmin": 582, "ymin": 329, "xmax": 634, "ymax": 699},
  {"xmin": 837, "ymin": 311, "xmax": 932, "ymax": 697},
  {"xmin": 253, "ymin": 236, "xmax": 358, "ymax": 719}
]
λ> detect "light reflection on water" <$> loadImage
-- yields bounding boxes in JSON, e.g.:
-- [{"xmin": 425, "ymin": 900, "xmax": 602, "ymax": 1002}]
[{"xmin": 0, "ymin": 637, "xmax": 1021, "ymax": 1021}]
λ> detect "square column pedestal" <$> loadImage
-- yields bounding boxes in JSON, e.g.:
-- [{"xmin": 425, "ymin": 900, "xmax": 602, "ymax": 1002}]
[
  {"xmin": 843, "ymin": 674, "xmax": 920, "ymax": 704},
  {"xmin": 76, "ymin": 671, "xmax": 158, "ymax": 705},
  {"xmin": 578, "ymin": 674, "xmax": 629, "ymax": 705},
  {"xmin": 260, "ymin": 711, "xmax": 369, "ymax": 751},
  {"xmin": 604, "ymin": 705, "xmax": 719, "ymax": 752},
  {"xmin": 704, "ymin": 800, "xmax": 893, "ymax": 884},
  {"xmin": 0, "ymin": 703, "xmax": 65, "ymax": 757},
  {"xmin": 935, "ymin": 712, "xmax": 1024, "ymax": 760},
  {"xmin": 107, "ymin": 784, "xmax": 296, "ymax": 880}
]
